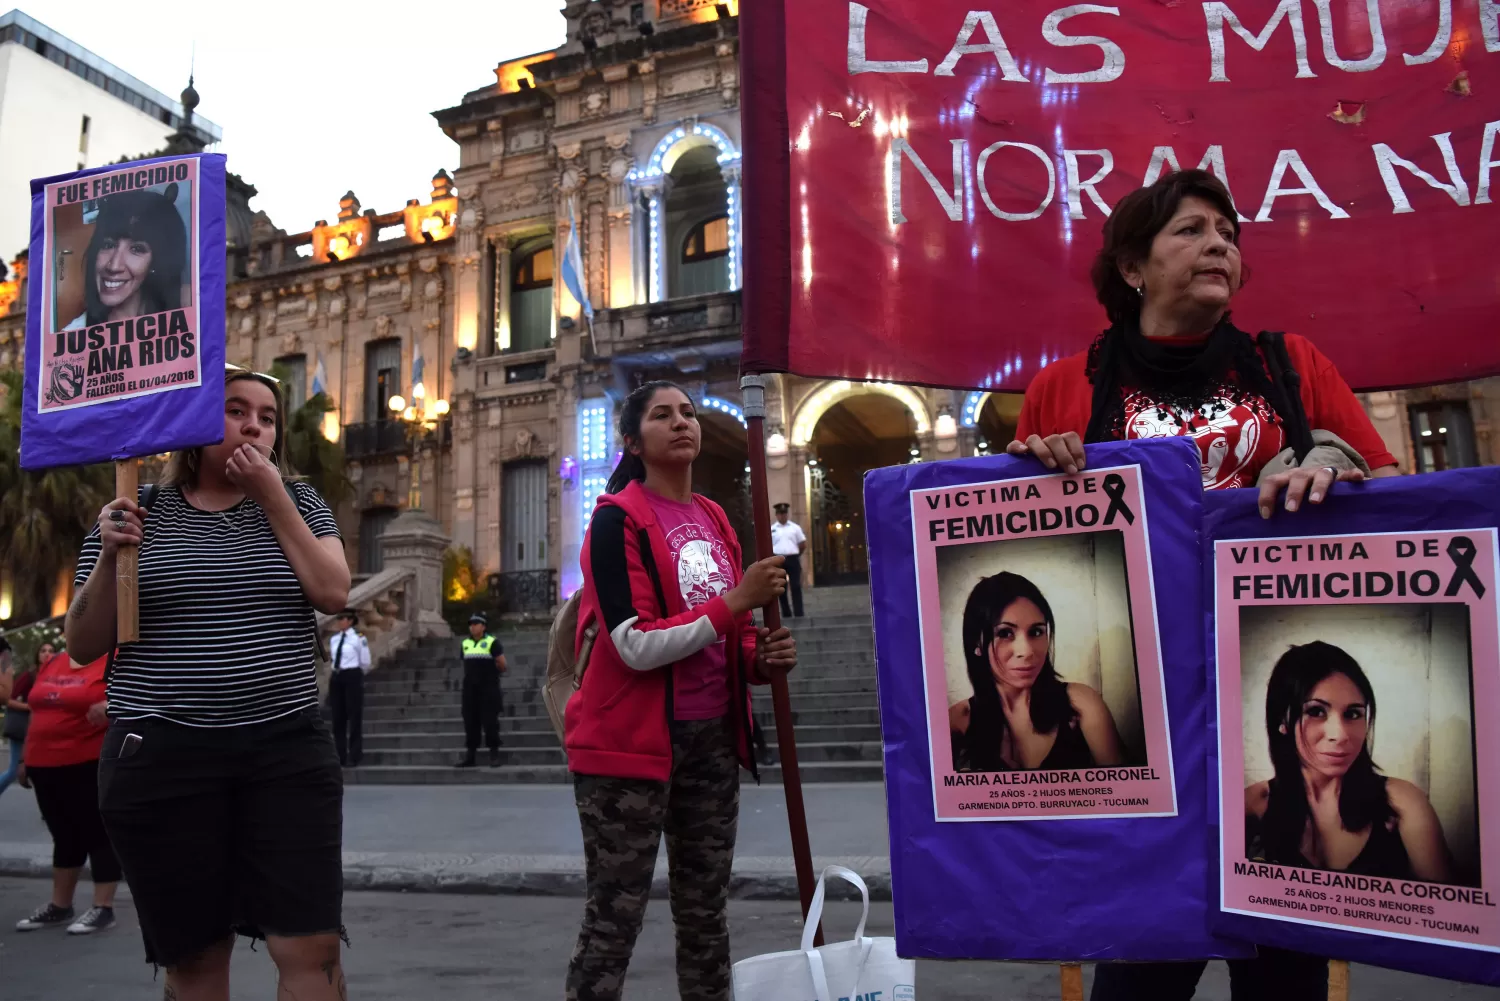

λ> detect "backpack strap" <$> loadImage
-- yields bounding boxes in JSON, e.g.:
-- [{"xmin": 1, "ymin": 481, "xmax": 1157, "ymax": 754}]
[{"xmin": 1256, "ymin": 331, "xmax": 1316, "ymax": 464}]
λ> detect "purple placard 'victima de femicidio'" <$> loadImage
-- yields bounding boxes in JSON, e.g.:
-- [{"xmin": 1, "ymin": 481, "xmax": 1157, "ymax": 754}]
[
  {"xmin": 1207, "ymin": 467, "xmax": 1500, "ymax": 987},
  {"xmin": 865, "ymin": 437, "xmax": 1249, "ymax": 962}
]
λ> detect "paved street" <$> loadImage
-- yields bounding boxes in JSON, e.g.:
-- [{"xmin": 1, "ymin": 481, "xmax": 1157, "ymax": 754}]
[
  {"xmin": 0, "ymin": 780, "xmax": 893, "ymax": 897},
  {"xmin": 5, "ymin": 879, "xmax": 1495, "ymax": 1001}
]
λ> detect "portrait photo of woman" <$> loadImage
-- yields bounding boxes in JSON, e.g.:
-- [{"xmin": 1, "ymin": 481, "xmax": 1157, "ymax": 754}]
[
  {"xmin": 955, "ymin": 571, "xmax": 1129, "ymax": 772},
  {"xmin": 61, "ymin": 184, "xmax": 189, "ymax": 331},
  {"xmin": 1245, "ymin": 641, "xmax": 1456, "ymax": 885}
]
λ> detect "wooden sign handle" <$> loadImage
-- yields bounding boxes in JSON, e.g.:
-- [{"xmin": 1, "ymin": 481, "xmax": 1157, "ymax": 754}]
[
  {"xmin": 1059, "ymin": 963, "xmax": 1084, "ymax": 1001},
  {"xmin": 1328, "ymin": 959, "xmax": 1350, "ymax": 1001},
  {"xmin": 115, "ymin": 460, "xmax": 139, "ymax": 644}
]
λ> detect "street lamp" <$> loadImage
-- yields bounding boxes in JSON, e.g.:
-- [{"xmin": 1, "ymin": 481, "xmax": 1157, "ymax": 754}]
[{"xmin": 388, "ymin": 390, "xmax": 449, "ymax": 511}]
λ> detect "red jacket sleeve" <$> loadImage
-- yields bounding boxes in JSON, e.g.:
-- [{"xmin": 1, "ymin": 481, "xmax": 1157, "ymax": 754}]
[
  {"xmin": 1016, "ymin": 352, "xmax": 1092, "ymax": 441},
  {"xmin": 1285, "ymin": 335, "xmax": 1398, "ymax": 470}
]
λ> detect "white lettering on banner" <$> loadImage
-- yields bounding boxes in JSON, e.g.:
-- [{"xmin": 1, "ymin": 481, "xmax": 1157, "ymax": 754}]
[
  {"xmin": 1064, "ymin": 150, "xmax": 1114, "ymax": 219},
  {"xmin": 1403, "ymin": 0, "xmax": 1452, "ymax": 66},
  {"xmin": 847, "ymin": 2, "xmax": 929, "ymax": 74},
  {"xmin": 888, "ymin": 120, "xmax": 1500, "ymax": 226},
  {"xmin": 1312, "ymin": 0, "xmax": 1387, "ymax": 73},
  {"xmin": 934, "ymin": 10, "xmax": 1029, "ymax": 80},
  {"xmin": 976, "ymin": 142, "xmax": 1056, "ymax": 221},
  {"xmin": 1478, "ymin": 121, "xmax": 1500, "ymax": 206},
  {"xmin": 1204, "ymin": 0, "xmax": 1315, "ymax": 82},
  {"xmin": 1141, "ymin": 145, "xmax": 1250, "ymax": 222},
  {"xmin": 1373, "ymin": 134, "xmax": 1473, "ymax": 214},
  {"xmin": 1041, "ymin": 5, "xmax": 1126, "ymax": 84},
  {"xmin": 888, "ymin": 138, "xmax": 967, "ymax": 224},
  {"xmin": 1255, "ymin": 149, "xmax": 1349, "ymax": 222}
]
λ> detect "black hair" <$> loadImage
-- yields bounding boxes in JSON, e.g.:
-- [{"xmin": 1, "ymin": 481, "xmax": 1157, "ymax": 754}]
[
  {"xmin": 604, "ymin": 379, "xmax": 693, "ymax": 495},
  {"xmin": 1261, "ymin": 642, "xmax": 1392, "ymax": 865},
  {"xmin": 84, "ymin": 185, "xmax": 188, "ymax": 325},
  {"xmin": 959, "ymin": 572, "xmax": 1075, "ymax": 772}
]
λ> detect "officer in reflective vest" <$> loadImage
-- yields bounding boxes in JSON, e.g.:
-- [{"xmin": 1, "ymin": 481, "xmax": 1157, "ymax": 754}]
[{"xmin": 455, "ymin": 613, "xmax": 507, "ymax": 768}]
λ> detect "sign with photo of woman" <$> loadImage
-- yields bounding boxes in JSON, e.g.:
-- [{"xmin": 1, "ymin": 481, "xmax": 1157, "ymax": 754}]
[
  {"xmin": 1208, "ymin": 469, "xmax": 1500, "ymax": 986},
  {"xmin": 22, "ymin": 153, "xmax": 226, "ymax": 469},
  {"xmin": 917, "ymin": 463, "xmax": 1175, "ymax": 821},
  {"xmin": 866, "ymin": 437, "xmax": 1248, "ymax": 962}
]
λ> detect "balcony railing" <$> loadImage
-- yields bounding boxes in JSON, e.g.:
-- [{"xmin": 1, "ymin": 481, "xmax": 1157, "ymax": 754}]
[
  {"xmin": 487, "ymin": 569, "xmax": 557, "ymax": 615},
  {"xmin": 343, "ymin": 420, "xmax": 409, "ymax": 459},
  {"xmin": 343, "ymin": 420, "xmax": 451, "ymax": 460}
]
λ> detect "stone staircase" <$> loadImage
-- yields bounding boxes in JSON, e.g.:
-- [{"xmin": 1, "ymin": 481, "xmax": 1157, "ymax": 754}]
[{"xmin": 345, "ymin": 585, "xmax": 883, "ymax": 784}]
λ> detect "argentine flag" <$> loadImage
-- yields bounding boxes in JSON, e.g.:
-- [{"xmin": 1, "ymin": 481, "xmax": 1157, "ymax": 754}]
[
  {"xmin": 411, "ymin": 334, "xmax": 425, "ymax": 398},
  {"xmin": 310, "ymin": 352, "xmax": 329, "ymax": 397},
  {"xmin": 561, "ymin": 198, "xmax": 593, "ymax": 324}
]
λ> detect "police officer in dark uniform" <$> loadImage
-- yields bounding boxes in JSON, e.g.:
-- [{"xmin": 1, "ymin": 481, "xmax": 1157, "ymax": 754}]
[{"xmin": 456, "ymin": 613, "xmax": 506, "ymax": 768}]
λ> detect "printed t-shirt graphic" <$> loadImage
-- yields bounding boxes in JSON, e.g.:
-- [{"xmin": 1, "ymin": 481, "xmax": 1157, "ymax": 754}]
[
  {"xmin": 1122, "ymin": 388, "xmax": 1285, "ymax": 490},
  {"xmin": 647, "ymin": 493, "xmax": 733, "ymax": 720}
]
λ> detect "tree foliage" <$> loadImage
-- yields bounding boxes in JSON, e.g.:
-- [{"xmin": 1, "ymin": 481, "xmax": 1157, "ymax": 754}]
[{"xmin": 0, "ymin": 370, "xmax": 114, "ymax": 623}]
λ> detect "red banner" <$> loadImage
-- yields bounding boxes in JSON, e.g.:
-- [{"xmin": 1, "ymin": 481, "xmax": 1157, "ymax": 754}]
[{"xmin": 740, "ymin": 1, "xmax": 1500, "ymax": 392}]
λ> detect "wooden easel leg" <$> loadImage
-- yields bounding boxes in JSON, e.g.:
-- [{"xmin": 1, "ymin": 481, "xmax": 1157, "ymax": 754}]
[
  {"xmin": 1060, "ymin": 963, "xmax": 1085, "ymax": 1001},
  {"xmin": 1327, "ymin": 959, "xmax": 1349, "ymax": 1001}
]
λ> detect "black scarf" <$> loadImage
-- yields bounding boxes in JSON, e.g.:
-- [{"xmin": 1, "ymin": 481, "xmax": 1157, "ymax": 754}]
[{"xmin": 1083, "ymin": 314, "xmax": 1311, "ymax": 457}]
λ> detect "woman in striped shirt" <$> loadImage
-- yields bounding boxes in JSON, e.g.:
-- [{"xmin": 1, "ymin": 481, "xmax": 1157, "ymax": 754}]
[{"xmin": 66, "ymin": 366, "xmax": 351, "ymax": 1001}]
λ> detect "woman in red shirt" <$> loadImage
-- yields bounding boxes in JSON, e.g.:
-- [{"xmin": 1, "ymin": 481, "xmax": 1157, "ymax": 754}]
[
  {"xmin": 565, "ymin": 381, "xmax": 797, "ymax": 1001},
  {"xmin": 13, "ymin": 651, "xmax": 120, "ymax": 936},
  {"xmin": 1007, "ymin": 169, "xmax": 1397, "ymax": 999}
]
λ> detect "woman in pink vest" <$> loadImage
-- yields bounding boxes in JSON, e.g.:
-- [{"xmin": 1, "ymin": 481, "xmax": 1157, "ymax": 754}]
[{"xmin": 564, "ymin": 381, "xmax": 797, "ymax": 1001}]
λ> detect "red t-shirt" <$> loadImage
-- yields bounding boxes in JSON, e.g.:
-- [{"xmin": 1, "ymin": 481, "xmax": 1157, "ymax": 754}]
[
  {"xmin": 1016, "ymin": 333, "xmax": 1397, "ymax": 489},
  {"xmin": 23, "ymin": 653, "xmax": 109, "ymax": 768}
]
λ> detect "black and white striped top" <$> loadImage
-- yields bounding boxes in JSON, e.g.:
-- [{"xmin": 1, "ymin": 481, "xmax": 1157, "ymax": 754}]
[{"xmin": 74, "ymin": 481, "xmax": 341, "ymax": 727}]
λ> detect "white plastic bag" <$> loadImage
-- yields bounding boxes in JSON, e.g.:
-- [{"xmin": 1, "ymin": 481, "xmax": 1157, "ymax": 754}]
[{"xmin": 732, "ymin": 865, "xmax": 915, "ymax": 1001}]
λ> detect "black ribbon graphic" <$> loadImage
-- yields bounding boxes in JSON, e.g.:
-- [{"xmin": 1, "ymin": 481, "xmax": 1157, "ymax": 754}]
[
  {"xmin": 1102, "ymin": 473, "xmax": 1135, "ymax": 526},
  {"xmin": 1445, "ymin": 536, "xmax": 1486, "ymax": 598}
]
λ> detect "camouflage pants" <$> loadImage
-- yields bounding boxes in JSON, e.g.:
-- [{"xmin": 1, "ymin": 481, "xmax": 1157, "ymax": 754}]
[{"xmin": 564, "ymin": 716, "xmax": 740, "ymax": 1001}]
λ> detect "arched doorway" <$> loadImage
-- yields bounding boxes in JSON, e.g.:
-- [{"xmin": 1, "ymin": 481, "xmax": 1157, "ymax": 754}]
[
  {"xmin": 693, "ymin": 408, "xmax": 753, "ymax": 568},
  {"xmin": 665, "ymin": 146, "xmax": 730, "ymax": 298},
  {"xmin": 975, "ymin": 392, "xmax": 1025, "ymax": 453},
  {"xmin": 807, "ymin": 394, "xmax": 917, "ymax": 586}
]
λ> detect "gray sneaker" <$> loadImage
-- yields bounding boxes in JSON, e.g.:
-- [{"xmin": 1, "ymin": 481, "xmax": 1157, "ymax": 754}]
[
  {"xmin": 66, "ymin": 906, "xmax": 116, "ymax": 935},
  {"xmin": 16, "ymin": 902, "xmax": 74, "ymax": 931}
]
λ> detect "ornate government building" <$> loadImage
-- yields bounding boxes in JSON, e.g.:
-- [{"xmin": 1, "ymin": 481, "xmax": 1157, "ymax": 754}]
[{"xmin": 0, "ymin": 0, "xmax": 1493, "ymax": 613}]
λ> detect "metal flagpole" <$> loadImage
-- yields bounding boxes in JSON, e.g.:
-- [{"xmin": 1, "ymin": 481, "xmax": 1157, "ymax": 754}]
[{"xmin": 740, "ymin": 373, "xmax": 822, "ymax": 947}]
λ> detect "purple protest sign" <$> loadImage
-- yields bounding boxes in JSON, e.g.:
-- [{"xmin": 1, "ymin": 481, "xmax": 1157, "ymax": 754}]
[
  {"xmin": 866, "ymin": 437, "xmax": 1249, "ymax": 961},
  {"xmin": 21, "ymin": 152, "xmax": 226, "ymax": 469},
  {"xmin": 1206, "ymin": 468, "xmax": 1500, "ymax": 986}
]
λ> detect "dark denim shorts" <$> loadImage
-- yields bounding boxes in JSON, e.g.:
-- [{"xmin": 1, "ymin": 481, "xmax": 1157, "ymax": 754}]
[{"xmin": 98, "ymin": 706, "xmax": 344, "ymax": 967}]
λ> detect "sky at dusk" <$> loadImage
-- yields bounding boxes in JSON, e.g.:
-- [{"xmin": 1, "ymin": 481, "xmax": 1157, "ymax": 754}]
[{"xmin": 12, "ymin": 1, "xmax": 567, "ymax": 231}]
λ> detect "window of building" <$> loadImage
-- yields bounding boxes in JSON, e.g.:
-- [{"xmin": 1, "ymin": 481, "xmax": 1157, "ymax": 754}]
[
  {"xmin": 506, "ymin": 361, "xmax": 548, "ymax": 384},
  {"xmin": 678, "ymin": 215, "xmax": 730, "ymax": 296},
  {"xmin": 1410, "ymin": 403, "xmax": 1478, "ymax": 473},
  {"xmin": 359, "ymin": 508, "xmax": 398, "ymax": 575},
  {"xmin": 78, "ymin": 114, "xmax": 90, "ymax": 155},
  {"xmin": 510, "ymin": 246, "xmax": 554, "ymax": 353},
  {"xmin": 683, "ymin": 216, "xmax": 729, "ymax": 261},
  {"xmin": 365, "ymin": 339, "xmax": 401, "ymax": 423},
  {"xmin": 276, "ymin": 354, "xmax": 308, "ymax": 412}
]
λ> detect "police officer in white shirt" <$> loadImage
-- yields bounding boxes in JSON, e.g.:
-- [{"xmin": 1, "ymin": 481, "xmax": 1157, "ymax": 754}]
[
  {"xmin": 771, "ymin": 502, "xmax": 807, "ymax": 618},
  {"xmin": 328, "ymin": 608, "xmax": 371, "ymax": 767}
]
